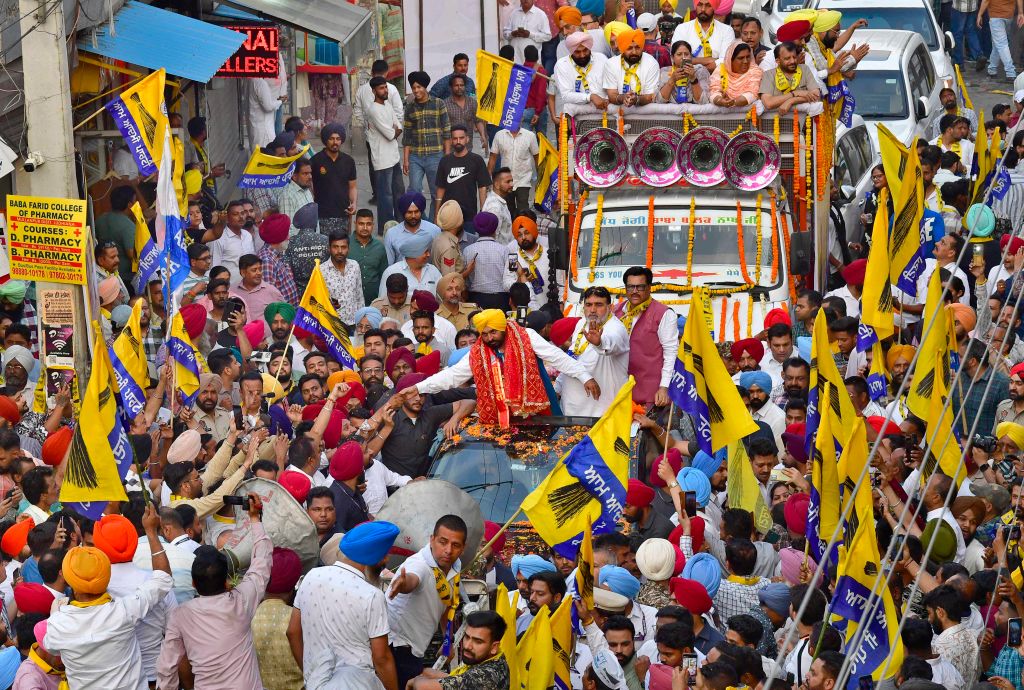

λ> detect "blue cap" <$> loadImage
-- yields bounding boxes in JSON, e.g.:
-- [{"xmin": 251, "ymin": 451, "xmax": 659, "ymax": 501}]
[{"xmin": 341, "ymin": 521, "xmax": 400, "ymax": 566}]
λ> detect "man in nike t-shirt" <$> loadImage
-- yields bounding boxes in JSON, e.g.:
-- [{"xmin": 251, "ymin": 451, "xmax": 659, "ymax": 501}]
[{"xmin": 435, "ymin": 124, "xmax": 491, "ymax": 235}]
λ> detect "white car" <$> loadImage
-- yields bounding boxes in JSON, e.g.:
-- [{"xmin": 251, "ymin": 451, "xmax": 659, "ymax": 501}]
[
  {"xmin": 833, "ymin": 114, "xmax": 878, "ymax": 245},
  {"xmin": 842, "ymin": 30, "xmax": 944, "ymax": 150},
  {"xmin": 813, "ymin": 0, "xmax": 955, "ymax": 87},
  {"xmin": 761, "ymin": 0, "xmax": 815, "ymax": 43}
]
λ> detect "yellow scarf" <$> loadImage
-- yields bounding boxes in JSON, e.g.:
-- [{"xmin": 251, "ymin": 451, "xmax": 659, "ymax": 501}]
[
  {"xmin": 774, "ymin": 66, "xmax": 802, "ymax": 93},
  {"xmin": 433, "ymin": 566, "xmax": 461, "ymax": 655},
  {"xmin": 720, "ymin": 68, "xmax": 729, "ymax": 94},
  {"xmin": 449, "ymin": 652, "xmax": 505, "ymax": 677},
  {"xmin": 70, "ymin": 593, "xmax": 113, "ymax": 608},
  {"xmin": 621, "ymin": 57, "xmax": 641, "ymax": 94},
  {"xmin": 518, "ymin": 245, "xmax": 543, "ymax": 281},
  {"xmin": 574, "ymin": 62, "xmax": 592, "ymax": 92},
  {"xmin": 935, "ymin": 135, "xmax": 962, "ymax": 161},
  {"xmin": 571, "ymin": 315, "xmax": 611, "ymax": 357},
  {"xmin": 727, "ymin": 574, "xmax": 762, "ymax": 586},
  {"xmin": 696, "ymin": 21, "xmax": 714, "ymax": 58},
  {"xmin": 620, "ymin": 297, "xmax": 652, "ymax": 334},
  {"xmin": 29, "ymin": 646, "xmax": 69, "ymax": 690},
  {"xmin": 416, "ymin": 341, "xmax": 433, "ymax": 356}
]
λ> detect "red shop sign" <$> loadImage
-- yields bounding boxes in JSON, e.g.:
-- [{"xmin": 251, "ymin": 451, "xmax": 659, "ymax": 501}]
[{"xmin": 215, "ymin": 24, "xmax": 279, "ymax": 78}]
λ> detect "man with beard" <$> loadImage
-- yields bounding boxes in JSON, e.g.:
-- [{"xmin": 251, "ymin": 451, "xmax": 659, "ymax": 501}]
[
  {"xmin": 560, "ymin": 286, "xmax": 629, "ymax": 417},
  {"xmin": 431, "ymin": 275, "xmax": 475, "ymax": 333},
  {"xmin": 303, "ymin": 351, "xmax": 330, "ymax": 381},
  {"xmin": 359, "ymin": 355, "xmax": 388, "ymax": 407},
  {"xmin": 443, "ymin": 75, "xmax": 487, "ymax": 153},
  {"xmin": 384, "ymin": 191, "xmax": 442, "ymax": 265},
  {"xmin": 740, "ymin": 371, "xmax": 785, "ymax": 454},
  {"xmin": 603, "ymin": 29, "xmax": 659, "ymax": 108},
  {"xmin": 804, "ymin": 11, "xmax": 869, "ymax": 114},
  {"xmin": 553, "ymin": 31, "xmax": 609, "ymax": 112},
  {"xmin": 930, "ymin": 88, "xmax": 979, "ymax": 139},
  {"xmin": 623, "ymin": 479, "xmax": 674, "ymax": 547},
  {"xmin": 408, "ymin": 611, "xmax": 510, "ymax": 689},
  {"xmin": 256, "ymin": 214, "xmax": 300, "ymax": 307},
  {"xmin": 481, "ymin": 167, "xmax": 514, "ymax": 246},
  {"xmin": 435, "ymin": 126, "xmax": 490, "ymax": 235},
  {"xmin": 371, "ymin": 274, "xmax": 414, "ymax": 326},
  {"xmin": 730, "ymin": 339, "xmax": 765, "ymax": 376},
  {"xmin": 297, "ymin": 374, "xmax": 325, "ymax": 406},
  {"xmin": 290, "ymin": 520, "xmax": 401, "ymax": 689},
  {"xmin": 277, "ymin": 159, "xmax": 315, "ymax": 233},
  {"xmin": 327, "ymin": 441, "xmax": 370, "ymax": 533},
  {"xmin": 269, "ymin": 348, "xmax": 301, "ymax": 404},
  {"xmin": 0, "ymin": 281, "xmax": 37, "ymax": 355},
  {"xmin": 994, "ymin": 363, "xmax": 1024, "ymax": 429},
  {"xmin": 310, "ymin": 122, "xmax": 358, "ymax": 233},
  {"xmin": 925, "ymin": 586, "xmax": 978, "ymax": 685},
  {"xmin": 408, "ymin": 311, "xmax": 451, "ymax": 364},
  {"xmin": 208, "ymin": 349, "xmax": 242, "ymax": 409},
  {"xmin": 192, "ymin": 374, "xmax": 233, "ymax": 443},
  {"xmin": 265, "ymin": 302, "xmax": 310, "ymax": 373},
  {"xmin": 1, "ymin": 346, "xmax": 31, "ymax": 399},
  {"xmin": 670, "ymin": 0, "xmax": 733, "ymax": 69},
  {"xmin": 516, "ymin": 570, "xmax": 567, "ymax": 635},
  {"xmin": 209, "ymin": 200, "xmax": 256, "ymax": 284},
  {"xmin": 379, "ymin": 232, "xmax": 443, "ymax": 299},
  {"xmin": 505, "ymin": 212, "xmax": 556, "ymax": 310},
  {"xmin": 758, "ymin": 41, "xmax": 821, "ymax": 113},
  {"xmin": 401, "ymin": 290, "xmax": 457, "ymax": 350},
  {"xmin": 775, "ymin": 357, "xmax": 809, "ymax": 409},
  {"xmin": 318, "ymin": 231, "xmax": 364, "ymax": 325}
]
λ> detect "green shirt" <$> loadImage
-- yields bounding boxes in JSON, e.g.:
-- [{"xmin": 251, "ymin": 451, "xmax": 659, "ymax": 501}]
[
  {"xmin": 348, "ymin": 235, "xmax": 389, "ymax": 305},
  {"xmin": 95, "ymin": 211, "xmax": 137, "ymax": 290}
]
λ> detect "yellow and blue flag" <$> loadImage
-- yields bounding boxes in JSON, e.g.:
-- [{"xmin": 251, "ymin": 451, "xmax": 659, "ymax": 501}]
[
  {"xmin": 517, "ymin": 607, "xmax": 554, "ymax": 690},
  {"xmin": 669, "ymin": 289, "xmax": 758, "ymax": 454},
  {"xmin": 808, "ymin": 381, "xmax": 842, "ymax": 565},
  {"xmin": 238, "ymin": 144, "xmax": 310, "ymax": 189},
  {"xmin": 168, "ymin": 311, "xmax": 202, "ymax": 406},
  {"xmin": 857, "ymin": 188, "xmax": 893, "ymax": 354},
  {"xmin": 535, "ymin": 133, "xmax": 560, "ymax": 213},
  {"xmin": 295, "ymin": 260, "xmax": 358, "ymax": 370},
  {"xmin": 973, "ymin": 125, "xmax": 1001, "ymax": 206},
  {"xmin": 105, "ymin": 68, "xmax": 168, "ymax": 176},
  {"xmin": 877, "ymin": 124, "xmax": 910, "ymax": 195},
  {"xmin": 551, "ymin": 597, "xmax": 574, "ymax": 690},
  {"xmin": 866, "ymin": 341, "xmax": 889, "ymax": 403},
  {"xmin": 61, "ymin": 325, "xmax": 131, "ymax": 517},
  {"xmin": 727, "ymin": 439, "xmax": 773, "ymax": 535},
  {"xmin": 907, "ymin": 270, "xmax": 950, "ymax": 421},
  {"xmin": 522, "ymin": 378, "xmax": 634, "ymax": 558},
  {"xmin": 887, "ymin": 140, "xmax": 925, "ymax": 296},
  {"xmin": 476, "ymin": 49, "xmax": 535, "ymax": 129},
  {"xmin": 955, "ymin": 65, "xmax": 974, "ymax": 112},
  {"xmin": 130, "ymin": 202, "xmax": 160, "ymax": 294},
  {"xmin": 923, "ymin": 350, "xmax": 967, "ymax": 487},
  {"xmin": 109, "ymin": 299, "xmax": 148, "ymax": 420},
  {"xmin": 496, "ymin": 584, "xmax": 520, "ymax": 690},
  {"xmin": 807, "ymin": 309, "xmax": 858, "ymax": 453},
  {"xmin": 832, "ymin": 418, "xmax": 905, "ymax": 687}
]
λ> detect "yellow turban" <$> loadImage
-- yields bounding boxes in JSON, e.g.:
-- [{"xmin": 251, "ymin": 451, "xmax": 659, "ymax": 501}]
[
  {"xmin": 261, "ymin": 373, "xmax": 286, "ymax": 404},
  {"xmin": 63, "ymin": 546, "xmax": 112, "ymax": 595},
  {"xmin": 998, "ymin": 422, "xmax": 1024, "ymax": 450},
  {"xmin": 341, "ymin": 370, "xmax": 361, "ymax": 385},
  {"xmin": 326, "ymin": 371, "xmax": 346, "ymax": 392},
  {"xmin": 813, "ymin": 9, "xmax": 842, "ymax": 33},
  {"xmin": 616, "ymin": 28, "xmax": 646, "ymax": 54},
  {"xmin": 784, "ymin": 8, "xmax": 819, "ymax": 24},
  {"xmin": 604, "ymin": 21, "xmax": 631, "ymax": 49},
  {"xmin": 885, "ymin": 344, "xmax": 915, "ymax": 371},
  {"xmin": 555, "ymin": 6, "xmax": 582, "ymax": 26},
  {"xmin": 184, "ymin": 169, "xmax": 203, "ymax": 196},
  {"xmin": 473, "ymin": 309, "xmax": 508, "ymax": 333},
  {"xmin": 662, "ymin": 0, "xmax": 679, "ymax": 9}
]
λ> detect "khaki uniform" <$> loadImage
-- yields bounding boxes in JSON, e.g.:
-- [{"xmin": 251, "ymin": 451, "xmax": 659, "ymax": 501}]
[
  {"xmin": 369, "ymin": 297, "xmax": 412, "ymax": 326},
  {"xmin": 193, "ymin": 406, "xmax": 234, "ymax": 443},
  {"xmin": 438, "ymin": 302, "xmax": 479, "ymax": 331},
  {"xmin": 431, "ymin": 231, "xmax": 464, "ymax": 274}
]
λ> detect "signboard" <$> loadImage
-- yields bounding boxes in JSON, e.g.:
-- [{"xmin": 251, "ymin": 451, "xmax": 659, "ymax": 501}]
[
  {"xmin": 5, "ymin": 195, "xmax": 87, "ymax": 285},
  {"xmin": 33, "ymin": 286, "xmax": 80, "ymax": 416},
  {"xmin": 215, "ymin": 24, "xmax": 279, "ymax": 78}
]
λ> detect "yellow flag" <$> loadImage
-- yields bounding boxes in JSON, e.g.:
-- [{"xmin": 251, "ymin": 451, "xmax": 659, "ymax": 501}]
[
  {"xmin": 551, "ymin": 598, "xmax": 574, "ymax": 690},
  {"xmin": 859, "ymin": 188, "xmax": 894, "ymax": 344},
  {"xmin": 476, "ymin": 49, "xmax": 536, "ymax": 128},
  {"xmin": 296, "ymin": 260, "xmax": 358, "ymax": 370},
  {"xmin": 172, "ymin": 133, "xmax": 188, "ymax": 216},
  {"xmin": 907, "ymin": 270, "xmax": 950, "ymax": 421},
  {"xmin": 726, "ymin": 440, "xmax": 773, "ymax": 535},
  {"xmin": 534, "ymin": 133, "xmax": 560, "ymax": 213},
  {"xmin": 877, "ymin": 123, "xmax": 910, "ymax": 197},
  {"xmin": 955, "ymin": 64, "xmax": 974, "ymax": 111},
  {"xmin": 521, "ymin": 379, "xmax": 634, "ymax": 550},
  {"xmin": 923, "ymin": 350, "xmax": 967, "ymax": 487},
  {"xmin": 888, "ymin": 143, "xmax": 925, "ymax": 297},
  {"xmin": 517, "ymin": 607, "xmax": 554, "ymax": 690},
  {"xmin": 670, "ymin": 288, "xmax": 758, "ymax": 454},
  {"xmin": 833, "ymin": 418, "xmax": 905, "ymax": 682},
  {"xmin": 809, "ymin": 310, "xmax": 858, "ymax": 446},
  {"xmin": 238, "ymin": 144, "xmax": 311, "ymax": 189},
  {"xmin": 575, "ymin": 523, "xmax": 594, "ymax": 611},
  {"xmin": 168, "ymin": 312, "xmax": 202, "ymax": 406},
  {"xmin": 496, "ymin": 584, "xmax": 520, "ymax": 690},
  {"xmin": 109, "ymin": 299, "xmax": 149, "ymax": 419},
  {"xmin": 809, "ymin": 381, "xmax": 842, "ymax": 563},
  {"xmin": 105, "ymin": 68, "xmax": 168, "ymax": 176},
  {"xmin": 60, "ymin": 327, "xmax": 130, "ymax": 505},
  {"xmin": 974, "ymin": 125, "xmax": 1002, "ymax": 206}
]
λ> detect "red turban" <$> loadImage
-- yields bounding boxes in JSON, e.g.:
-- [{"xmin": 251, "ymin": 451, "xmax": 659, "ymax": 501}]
[
  {"xmin": 783, "ymin": 492, "xmax": 810, "ymax": 535},
  {"xmin": 395, "ymin": 373, "xmax": 427, "ymax": 393},
  {"xmin": 279, "ymin": 470, "xmax": 311, "ymax": 504},
  {"xmin": 179, "ymin": 304, "xmax": 207, "ymax": 341},
  {"xmin": 764, "ymin": 308, "xmax": 792, "ymax": 328},
  {"xmin": 322, "ymin": 408, "xmax": 348, "ymax": 450},
  {"xmin": 2, "ymin": 518, "xmax": 33, "ymax": 558},
  {"xmin": 0, "ymin": 396, "xmax": 19, "ymax": 425},
  {"xmin": 841, "ymin": 259, "xmax": 867, "ymax": 287},
  {"xmin": 484, "ymin": 520, "xmax": 507, "ymax": 554},
  {"xmin": 866, "ymin": 415, "xmax": 900, "ymax": 437},
  {"xmin": 649, "ymin": 448, "xmax": 682, "ymax": 488},
  {"xmin": 341, "ymin": 381, "xmax": 367, "ymax": 406},
  {"xmin": 13, "ymin": 583, "xmax": 54, "ymax": 614},
  {"xmin": 412, "ymin": 290, "xmax": 439, "ymax": 313},
  {"xmin": 669, "ymin": 518, "xmax": 705, "ymax": 553},
  {"xmin": 93, "ymin": 514, "xmax": 139, "ymax": 563},
  {"xmin": 550, "ymin": 317, "xmax": 581, "ymax": 349},
  {"xmin": 243, "ymin": 320, "xmax": 266, "ymax": 347},
  {"xmin": 1001, "ymin": 235, "xmax": 1024, "ymax": 255},
  {"xmin": 731, "ymin": 338, "xmax": 764, "ymax": 363},
  {"xmin": 670, "ymin": 577, "xmax": 713, "ymax": 614},
  {"xmin": 776, "ymin": 19, "xmax": 811, "ymax": 41},
  {"xmin": 301, "ymin": 402, "xmax": 325, "ymax": 421},
  {"xmin": 259, "ymin": 213, "xmax": 290, "ymax": 245},
  {"xmin": 330, "ymin": 441, "xmax": 364, "ymax": 481},
  {"xmin": 386, "ymin": 348, "xmax": 416, "ymax": 381},
  {"xmin": 1011, "ymin": 363, "xmax": 1024, "ymax": 380},
  {"xmin": 267, "ymin": 547, "xmax": 302, "ymax": 593},
  {"xmin": 626, "ymin": 479, "xmax": 656, "ymax": 508},
  {"xmin": 41, "ymin": 426, "xmax": 73, "ymax": 467},
  {"xmin": 416, "ymin": 351, "xmax": 442, "ymax": 376}
]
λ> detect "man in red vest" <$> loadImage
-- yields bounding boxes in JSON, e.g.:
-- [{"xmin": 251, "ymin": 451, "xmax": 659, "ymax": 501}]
[{"xmin": 613, "ymin": 267, "xmax": 679, "ymax": 407}]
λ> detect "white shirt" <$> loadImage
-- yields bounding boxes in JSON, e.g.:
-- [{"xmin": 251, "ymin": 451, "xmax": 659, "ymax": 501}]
[
  {"xmin": 481, "ymin": 191, "xmax": 514, "ymax": 246},
  {"xmin": 553, "ymin": 53, "xmax": 610, "ymax": 104},
  {"xmin": 988, "ymin": 264, "xmax": 1011, "ymax": 296},
  {"xmin": 935, "ymin": 137, "xmax": 975, "ymax": 169},
  {"xmin": 379, "ymin": 261, "xmax": 443, "ymax": 300},
  {"xmin": 20, "ymin": 503, "xmax": 49, "ymax": 525},
  {"xmin": 752, "ymin": 400, "xmax": 786, "ymax": 453},
  {"xmin": 503, "ymin": 6, "xmax": 552, "ymax": 64},
  {"xmin": 919, "ymin": 258, "xmax": 971, "ymax": 306},
  {"xmin": 364, "ymin": 98, "xmax": 402, "ymax": 170},
  {"xmin": 44, "ymin": 571, "xmax": 174, "ymax": 690},
  {"xmin": 504, "ymin": 239, "xmax": 557, "ymax": 310},
  {"xmin": 170, "ymin": 534, "xmax": 200, "ymax": 554},
  {"xmin": 248, "ymin": 78, "xmax": 279, "ymax": 148},
  {"xmin": 401, "ymin": 313, "xmax": 457, "ymax": 350},
  {"xmin": 670, "ymin": 19, "xmax": 734, "ymax": 62},
  {"xmin": 927, "ymin": 654, "xmax": 966, "ymax": 690},
  {"xmin": 491, "ymin": 129, "xmax": 539, "ymax": 189},
  {"xmin": 601, "ymin": 53, "xmax": 661, "ymax": 96},
  {"xmin": 107, "ymin": 562, "xmax": 179, "ymax": 683},
  {"xmin": 559, "ymin": 315, "xmax": 630, "ymax": 417},
  {"xmin": 824, "ymin": 284, "xmax": 861, "ymax": 318},
  {"xmin": 363, "ymin": 458, "xmax": 412, "ymax": 515},
  {"xmin": 209, "ymin": 227, "xmax": 257, "ymax": 285},
  {"xmin": 758, "ymin": 351, "xmax": 788, "ymax": 391},
  {"xmin": 295, "ymin": 561, "xmax": 391, "ymax": 688},
  {"xmin": 926, "ymin": 506, "xmax": 967, "ymax": 563},
  {"xmin": 353, "ymin": 81, "xmax": 404, "ymax": 131},
  {"xmin": 386, "ymin": 544, "xmax": 461, "ymax": 656}
]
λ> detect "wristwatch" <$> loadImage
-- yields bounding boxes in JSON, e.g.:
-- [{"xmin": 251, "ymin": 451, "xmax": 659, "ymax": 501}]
[{"xmin": 668, "ymin": 481, "xmax": 679, "ymax": 489}]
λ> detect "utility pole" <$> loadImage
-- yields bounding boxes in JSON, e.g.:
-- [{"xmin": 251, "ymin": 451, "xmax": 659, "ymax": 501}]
[{"xmin": 15, "ymin": 0, "xmax": 92, "ymax": 398}]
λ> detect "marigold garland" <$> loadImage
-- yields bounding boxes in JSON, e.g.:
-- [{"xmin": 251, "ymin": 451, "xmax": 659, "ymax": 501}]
[
  {"xmin": 606, "ymin": 283, "xmax": 753, "ymax": 296},
  {"xmin": 773, "ymin": 115, "xmax": 780, "ymax": 146},
  {"xmin": 719, "ymin": 297, "xmax": 728, "ymax": 342},
  {"xmin": 588, "ymin": 192, "xmax": 605, "ymax": 282},
  {"xmin": 732, "ymin": 300, "xmax": 741, "ymax": 341},
  {"xmin": 687, "ymin": 195, "xmax": 696, "ymax": 285},
  {"xmin": 793, "ymin": 115, "xmax": 803, "ymax": 231},
  {"xmin": 737, "ymin": 202, "xmax": 752, "ymax": 284},
  {"xmin": 804, "ymin": 115, "xmax": 813, "ymax": 211},
  {"xmin": 815, "ymin": 114, "xmax": 830, "ymax": 202},
  {"xmin": 747, "ymin": 296, "xmax": 754, "ymax": 338},
  {"xmin": 754, "ymin": 193, "xmax": 763, "ymax": 285},
  {"xmin": 646, "ymin": 195, "xmax": 655, "ymax": 268},
  {"xmin": 559, "ymin": 114, "xmax": 570, "ymax": 214},
  {"xmin": 569, "ymin": 190, "xmax": 588, "ymax": 282},
  {"xmin": 770, "ymin": 193, "xmax": 780, "ymax": 283}
]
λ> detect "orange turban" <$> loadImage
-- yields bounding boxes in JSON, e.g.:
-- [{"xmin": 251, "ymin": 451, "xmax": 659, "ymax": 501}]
[
  {"xmin": 63, "ymin": 546, "xmax": 112, "ymax": 595},
  {"xmin": 326, "ymin": 371, "xmax": 346, "ymax": 392},
  {"xmin": 41, "ymin": 426, "xmax": 73, "ymax": 467},
  {"xmin": 93, "ymin": 514, "xmax": 139, "ymax": 564},
  {"xmin": 555, "ymin": 6, "xmax": 582, "ymax": 26},
  {"xmin": 885, "ymin": 344, "xmax": 915, "ymax": 371},
  {"xmin": 616, "ymin": 28, "xmax": 646, "ymax": 54},
  {"xmin": 340, "ymin": 370, "xmax": 361, "ymax": 385},
  {"xmin": 949, "ymin": 303, "xmax": 977, "ymax": 332},
  {"xmin": 1, "ymin": 518, "xmax": 32, "ymax": 558},
  {"xmin": 512, "ymin": 215, "xmax": 539, "ymax": 240}
]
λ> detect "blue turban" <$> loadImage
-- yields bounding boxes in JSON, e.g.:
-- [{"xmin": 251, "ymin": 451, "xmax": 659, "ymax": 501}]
[
  {"xmin": 690, "ymin": 450, "xmax": 721, "ymax": 479},
  {"xmin": 449, "ymin": 346, "xmax": 470, "ymax": 366},
  {"xmin": 797, "ymin": 336, "xmax": 812, "ymax": 364},
  {"xmin": 682, "ymin": 552, "xmax": 721, "ymax": 598},
  {"xmin": 474, "ymin": 212, "xmax": 499, "ymax": 237},
  {"xmin": 511, "ymin": 554, "xmax": 557, "ymax": 578},
  {"xmin": 758, "ymin": 582, "xmax": 792, "ymax": 616},
  {"xmin": 292, "ymin": 202, "xmax": 319, "ymax": 231},
  {"xmin": 676, "ymin": 315, "xmax": 687, "ymax": 336},
  {"xmin": 676, "ymin": 466, "xmax": 712, "ymax": 507},
  {"xmin": 341, "ymin": 521, "xmax": 400, "ymax": 566},
  {"xmin": 268, "ymin": 405, "xmax": 293, "ymax": 438},
  {"xmin": 354, "ymin": 306, "xmax": 383, "ymax": 329},
  {"xmin": 0, "ymin": 645, "xmax": 19, "ymax": 687},
  {"xmin": 321, "ymin": 122, "xmax": 346, "ymax": 145},
  {"xmin": 576, "ymin": 0, "xmax": 605, "ymax": 15},
  {"xmin": 738, "ymin": 370, "xmax": 772, "ymax": 393},
  {"xmin": 398, "ymin": 191, "xmax": 427, "ymax": 215},
  {"xmin": 597, "ymin": 565, "xmax": 641, "ymax": 600},
  {"xmin": 399, "ymin": 231, "xmax": 434, "ymax": 259}
]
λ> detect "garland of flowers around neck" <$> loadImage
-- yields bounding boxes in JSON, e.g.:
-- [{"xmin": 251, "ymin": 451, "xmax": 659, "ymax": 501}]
[
  {"xmin": 646, "ymin": 195, "xmax": 655, "ymax": 268},
  {"xmin": 687, "ymin": 195, "xmax": 696, "ymax": 285},
  {"xmin": 773, "ymin": 115, "xmax": 780, "ymax": 147},
  {"xmin": 560, "ymin": 114, "xmax": 570, "ymax": 215},
  {"xmin": 815, "ymin": 115, "xmax": 828, "ymax": 203},
  {"xmin": 589, "ymin": 193, "xmax": 605, "ymax": 282}
]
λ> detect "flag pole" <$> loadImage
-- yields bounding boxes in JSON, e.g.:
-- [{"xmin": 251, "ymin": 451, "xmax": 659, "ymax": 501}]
[
  {"xmin": 661, "ymin": 402, "xmax": 675, "ymax": 454},
  {"xmin": 271, "ymin": 261, "xmax": 313, "ymax": 382},
  {"xmin": 465, "ymin": 506, "xmax": 525, "ymax": 571}
]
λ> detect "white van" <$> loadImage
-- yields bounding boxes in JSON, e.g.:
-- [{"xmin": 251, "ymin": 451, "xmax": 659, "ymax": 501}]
[{"xmin": 842, "ymin": 30, "xmax": 944, "ymax": 149}]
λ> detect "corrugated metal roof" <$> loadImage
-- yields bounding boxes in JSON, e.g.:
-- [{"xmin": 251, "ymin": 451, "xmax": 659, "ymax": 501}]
[
  {"xmin": 76, "ymin": 1, "xmax": 246, "ymax": 83},
  {"xmin": 218, "ymin": 0, "xmax": 371, "ymax": 45}
]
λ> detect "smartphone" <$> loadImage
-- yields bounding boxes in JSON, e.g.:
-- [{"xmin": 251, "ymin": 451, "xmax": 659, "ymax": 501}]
[
  {"xmin": 1009, "ymin": 525, "xmax": 1023, "ymax": 542},
  {"xmin": 786, "ymin": 673, "xmax": 795, "ymax": 688},
  {"xmin": 508, "ymin": 253, "xmax": 519, "ymax": 272},
  {"xmin": 3, "ymin": 488, "xmax": 15, "ymax": 500},
  {"xmin": 770, "ymin": 467, "xmax": 789, "ymax": 484},
  {"xmin": 156, "ymin": 407, "xmax": 172, "ymax": 426},
  {"xmin": 858, "ymin": 675, "xmax": 875, "ymax": 690},
  {"xmin": 1009, "ymin": 617, "xmax": 1022, "ymax": 647},
  {"xmin": 684, "ymin": 491, "xmax": 697, "ymax": 518},
  {"xmin": 223, "ymin": 298, "xmax": 244, "ymax": 324},
  {"xmin": 681, "ymin": 653, "xmax": 698, "ymax": 685},
  {"xmin": 223, "ymin": 495, "xmax": 251, "ymax": 507}
]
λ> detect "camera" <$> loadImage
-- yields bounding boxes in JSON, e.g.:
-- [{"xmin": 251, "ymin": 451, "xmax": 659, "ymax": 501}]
[
  {"xmin": 974, "ymin": 434, "xmax": 998, "ymax": 454},
  {"xmin": 22, "ymin": 151, "xmax": 44, "ymax": 173}
]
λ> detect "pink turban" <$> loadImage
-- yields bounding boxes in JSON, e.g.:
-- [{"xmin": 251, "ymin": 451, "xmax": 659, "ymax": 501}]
[
  {"xmin": 243, "ymin": 320, "xmax": 266, "ymax": 347},
  {"xmin": 565, "ymin": 31, "xmax": 593, "ymax": 52},
  {"xmin": 711, "ymin": 0, "xmax": 734, "ymax": 14}
]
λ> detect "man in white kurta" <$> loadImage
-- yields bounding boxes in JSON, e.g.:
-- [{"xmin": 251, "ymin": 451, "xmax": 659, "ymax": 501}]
[
  {"xmin": 553, "ymin": 31, "xmax": 609, "ymax": 109},
  {"xmin": 502, "ymin": 0, "xmax": 552, "ymax": 64},
  {"xmin": 670, "ymin": 0, "xmax": 733, "ymax": 68},
  {"xmin": 560, "ymin": 288, "xmax": 630, "ymax": 417}
]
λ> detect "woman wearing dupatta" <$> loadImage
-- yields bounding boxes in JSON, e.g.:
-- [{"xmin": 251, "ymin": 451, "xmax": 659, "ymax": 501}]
[{"xmin": 709, "ymin": 40, "xmax": 763, "ymax": 108}]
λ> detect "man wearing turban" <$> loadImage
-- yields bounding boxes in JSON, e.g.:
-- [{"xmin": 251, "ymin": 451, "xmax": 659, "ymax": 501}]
[
  {"xmin": 379, "ymin": 228, "xmax": 444, "ymax": 302},
  {"xmin": 310, "ymin": 122, "xmax": 358, "ymax": 232},
  {"xmin": 256, "ymin": 213, "xmax": 301, "ymax": 307},
  {"xmin": 401, "ymin": 309, "xmax": 599, "ymax": 427},
  {"xmin": 436, "ymin": 272, "xmax": 479, "ymax": 331},
  {"xmin": 553, "ymin": 26, "xmax": 610, "ymax": 110},
  {"xmin": 0, "ymin": 280, "xmax": 36, "ymax": 355},
  {"xmin": 384, "ymin": 190, "xmax": 443, "ymax": 265},
  {"xmin": 670, "ymin": 0, "xmax": 734, "ymax": 69},
  {"xmin": 45, "ymin": 504, "xmax": 174, "ymax": 690},
  {"xmin": 603, "ymin": 28, "xmax": 659, "ymax": 107},
  {"xmin": 404, "ymin": 71, "xmax": 450, "ymax": 222},
  {"xmin": 504, "ymin": 213, "xmax": 557, "ymax": 310}
]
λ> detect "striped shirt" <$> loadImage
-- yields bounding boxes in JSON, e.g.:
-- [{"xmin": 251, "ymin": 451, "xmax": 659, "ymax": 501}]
[{"xmin": 403, "ymin": 96, "xmax": 450, "ymax": 157}]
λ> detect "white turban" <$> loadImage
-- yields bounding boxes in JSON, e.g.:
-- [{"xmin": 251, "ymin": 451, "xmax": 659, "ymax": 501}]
[
  {"xmin": 636, "ymin": 538, "xmax": 676, "ymax": 581},
  {"xmin": 2, "ymin": 346, "xmax": 33, "ymax": 376}
]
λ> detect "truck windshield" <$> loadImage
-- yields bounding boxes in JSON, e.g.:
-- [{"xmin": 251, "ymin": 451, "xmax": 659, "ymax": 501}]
[
  {"xmin": 575, "ymin": 205, "xmax": 777, "ymax": 284},
  {"xmin": 845, "ymin": 70, "xmax": 909, "ymax": 120}
]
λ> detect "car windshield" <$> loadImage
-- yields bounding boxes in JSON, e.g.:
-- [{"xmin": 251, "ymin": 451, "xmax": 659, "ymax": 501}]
[
  {"xmin": 845, "ymin": 70, "xmax": 909, "ymax": 120},
  {"xmin": 575, "ymin": 206, "xmax": 777, "ymax": 286},
  {"xmin": 430, "ymin": 422, "xmax": 591, "ymax": 523},
  {"xmin": 826, "ymin": 7, "xmax": 939, "ymax": 50},
  {"xmin": 777, "ymin": 0, "xmax": 812, "ymax": 11}
]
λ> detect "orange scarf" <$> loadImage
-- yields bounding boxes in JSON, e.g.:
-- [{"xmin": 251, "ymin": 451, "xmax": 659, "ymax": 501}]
[{"xmin": 468, "ymin": 321, "xmax": 549, "ymax": 427}]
